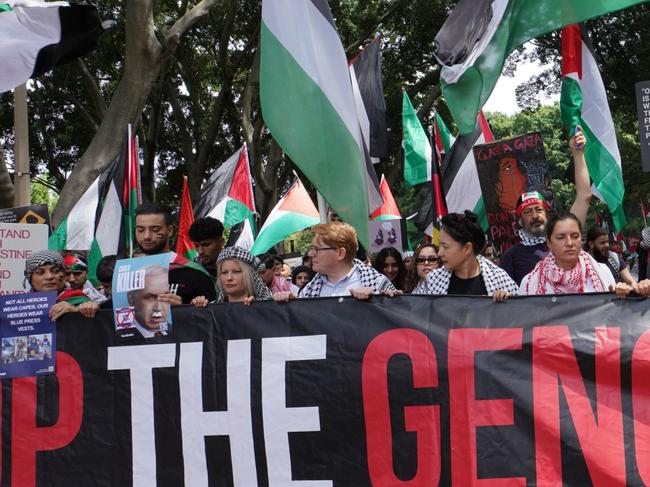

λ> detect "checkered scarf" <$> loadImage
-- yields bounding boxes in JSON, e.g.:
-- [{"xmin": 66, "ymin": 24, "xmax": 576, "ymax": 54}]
[
  {"xmin": 24, "ymin": 250, "xmax": 64, "ymax": 288},
  {"xmin": 215, "ymin": 246, "xmax": 272, "ymax": 301},
  {"xmin": 299, "ymin": 259, "xmax": 396, "ymax": 298},
  {"xmin": 518, "ymin": 229, "xmax": 547, "ymax": 247},
  {"xmin": 412, "ymin": 255, "xmax": 518, "ymax": 296},
  {"xmin": 641, "ymin": 227, "xmax": 650, "ymax": 250},
  {"xmin": 523, "ymin": 250, "xmax": 605, "ymax": 295}
]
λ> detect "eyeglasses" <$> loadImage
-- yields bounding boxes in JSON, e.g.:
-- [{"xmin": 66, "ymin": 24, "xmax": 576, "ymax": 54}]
[
  {"xmin": 416, "ymin": 257, "xmax": 440, "ymax": 265},
  {"xmin": 307, "ymin": 246, "xmax": 336, "ymax": 255}
]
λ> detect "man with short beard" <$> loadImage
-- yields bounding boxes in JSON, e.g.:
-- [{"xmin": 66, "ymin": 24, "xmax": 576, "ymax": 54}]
[
  {"xmin": 134, "ymin": 202, "xmax": 217, "ymax": 304},
  {"xmin": 500, "ymin": 130, "xmax": 592, "ymax": 284},
  {"xmin": 585, "ymin": 225, "xmax": 636, "ymax": 286}
]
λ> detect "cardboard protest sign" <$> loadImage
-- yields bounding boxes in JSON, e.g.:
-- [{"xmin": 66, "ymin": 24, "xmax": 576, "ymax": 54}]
[
  {"xmin": 0, "ymin": 291, "xmax": 55, "ymax": 379},
  {"xmin": 0, "ymin": 223, "xmax": 48, "ymax": 295},
  {"xmin": 473, "ymin": 132, "xmax": 553, "ymax": 253},
  {"xmin": 112, "ymin": 253, "xmax": 174, "ymax": 339},
  {"xmin": 0, "ymin": 203, "xmax": 51, "ymax": 230}
]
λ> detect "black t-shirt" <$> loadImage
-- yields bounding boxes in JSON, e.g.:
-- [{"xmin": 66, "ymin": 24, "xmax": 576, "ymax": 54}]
[
  {"xmin": 169, "ymin": 266, "xmax": 217, "ymax": 304},
  {"xmin": 447, "ymin": 273, "xmax": 488, "ymax": 296}
]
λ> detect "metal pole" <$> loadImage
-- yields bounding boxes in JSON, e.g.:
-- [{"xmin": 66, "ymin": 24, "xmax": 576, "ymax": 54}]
[
  {"xmin": 317, "ymin": 191, "xmax": 328, "ymax": 223},
  {"xmin": 13, "ymin": 83, "xmax": 30, "ymax": 207}
]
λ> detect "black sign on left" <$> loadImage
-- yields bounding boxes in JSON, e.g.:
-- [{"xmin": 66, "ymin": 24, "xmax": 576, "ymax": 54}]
[{"xmin": 635, "ymin": 80, "xmax": 650, "ymax": 172}]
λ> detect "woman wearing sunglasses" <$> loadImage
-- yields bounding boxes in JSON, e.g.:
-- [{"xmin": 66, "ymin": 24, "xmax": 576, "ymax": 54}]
[{"xmin": 404, "ymin": 244, "xmax": 440, "ymax": 292}]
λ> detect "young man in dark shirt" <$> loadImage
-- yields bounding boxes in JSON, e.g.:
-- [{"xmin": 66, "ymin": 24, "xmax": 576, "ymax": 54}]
[
  {"xmin": 585, "ymin": 225, "xmax": 636, "ymax": 285},
  {"xmin": 500, "ymin": 129, "xmax": 592, "ymax": 284},
  {"xmin": 134, "ymin": 202, "xmax": 217, "ymax": 304},
  {"xmin": 188, "ymin": 217, "xmax": 225, "ymax": 276}
]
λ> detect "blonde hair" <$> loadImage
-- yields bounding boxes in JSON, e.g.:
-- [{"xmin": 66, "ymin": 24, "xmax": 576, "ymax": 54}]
[
  {"xmin": 216, "ymin": 258, "xmax": 255, "ymax": 299},
  {"xmin": 312, "ymin": 222, "xmax": 358, "ymax": 264}
]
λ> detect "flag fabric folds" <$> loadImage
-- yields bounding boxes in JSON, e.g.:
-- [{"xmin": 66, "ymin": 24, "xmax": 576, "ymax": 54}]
[
  {"xmin": 370, "ymin": 175, "xmax": 401, "ymax": 221},
  {"xmin": 561, "ymin": 23, "xmax": 626, "ymax": 232},
  {"xmin": 260, "ymin": 0, "xmax": 378, "ymax": 248},
  {"xmin": 349, "ymin": 35, "xmax": 389, "ymax": 161},
  {"xmin": 434, "ymin": 0, "xmax": 648, "ymax": 134},
  {"xmin": 193, "ymin": 144, "xmax": 255, "ymax": 228},
  {"xmin": 176, "ymin": 176, "xmax": 198, "ymax": 261},
  {"xmin": 434, "ymin": 112, "xmax": 455, "ymax": 161},
  {"xmin": 402, "ymin": 91, "xmax": 433, "ymax": 187},
  {"xmin": 250, "ymin": 178, "xmax": 319, "ymax": 255},
  {"xmin": 226, "ymin": 215, "xmax": 256, "ymax": 251},
  {"xmin": 0, "ymin": 0, "xmax": 103, "ymax": 93},
  {"xmin": 441, "ymin": 112, "xmax": 493, "ymax": 230}
]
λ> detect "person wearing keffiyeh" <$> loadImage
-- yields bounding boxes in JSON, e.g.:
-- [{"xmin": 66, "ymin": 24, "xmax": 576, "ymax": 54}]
[
  {"xmin": 63, "ymin": 253, "xmax": 107, "ymax": 304},
  {"xmin": 500, "ymin": 129, "xmax": 592, "ymax": 285},
  {"xmin": 519, "ymin": 213, "xmax": 632, "ymax": 297}
]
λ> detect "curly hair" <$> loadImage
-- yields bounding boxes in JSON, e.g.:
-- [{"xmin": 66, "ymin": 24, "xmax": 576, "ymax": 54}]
[{"xmin": 441, "ymin": 211, "xmax": 485, "ymax": 255}]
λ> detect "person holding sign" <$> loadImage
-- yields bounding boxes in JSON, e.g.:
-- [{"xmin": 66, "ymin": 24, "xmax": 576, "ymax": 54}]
[
  {"xmin": 519, "ymin": 213, "xmax": 632, "ymax": 297},
  {"xmin": 413, "ymin": 212, "xmax": 518, "ymax": 301}
]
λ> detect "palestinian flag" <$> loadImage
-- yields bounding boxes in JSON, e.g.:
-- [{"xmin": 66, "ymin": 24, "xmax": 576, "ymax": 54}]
[
  {"xmin": 402, "ymin": 91, "xmax": 433, "ymax": 187},
  {"xmin": 561, "ymin": 24, "xmax": 626, "ymax": 232},
  {"xmin": 434, "ymin": 0, "xmax": 648, "ymax": 134},
  {"xmin": 250, "ymin": 178, "xmax": 319, "ymax": 255},
  {"xmin": 123, "ymin": 125, "xmax": 140, "ymax": 255},
  {"xmin": 226, "ymin": 215, "xmax": 256, "ymax": 251},
  {"xmin": 0, "ymin": 0, "xmax": 103, "ymax": 93},
  {"xmin": 371, "ymin": 175, "xmax": 401, "ymax": 221},
  {"xmin": 193, "ymin": 144, "xmax": 255, "ymax": 228},
  {"xmin": 349, "ymin": 35, "xmax": 389, "ymax": 162},
  {"xmin": 260, "ymin": 0, "xmax": 380, "ymax": 249},
  {"xmin": 441, "ymin": 112, "xmax": 493, "ymax": 230},
  {"xmin": 176, "ymin": 176, "xmax": 198, "ymax": 260},
  {"xmin": 414, "ymin": 139, "xmax": 448, "ymax": 243},
  {"xmin": 434, "ymin": 111, "xmax": 455, "ymax": 161}
]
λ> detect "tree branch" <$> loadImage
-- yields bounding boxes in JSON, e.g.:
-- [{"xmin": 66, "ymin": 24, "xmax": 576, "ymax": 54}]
[
  {"xmin": 345, "ymin": 0, "xmax": 406, "ymax": 57},
  {"xmin": 74, "ymin": 58, "xmax": 107, "ymax": 119}
]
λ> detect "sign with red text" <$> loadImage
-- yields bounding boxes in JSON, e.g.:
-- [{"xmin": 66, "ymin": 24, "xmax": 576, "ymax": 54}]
[
  {"xmin": 473, "ymin": 132, "xmax": 554, "ymax": 254},
  {"xmin": 1, "ymin": 294, "xmax": 649, "ymax": 486},
  {"xmin": 0, "ymin": 223, "xmax": 48, "ymax": 295}
]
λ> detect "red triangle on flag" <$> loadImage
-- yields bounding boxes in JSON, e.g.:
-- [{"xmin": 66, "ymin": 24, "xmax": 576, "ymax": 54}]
[
  {"xmin": 227, "ymin": 145, "xmax": 255, "ymax": 212},
  {"xmin": 371, "ymin": 175, "xmax": 401, "ymax": 220}
]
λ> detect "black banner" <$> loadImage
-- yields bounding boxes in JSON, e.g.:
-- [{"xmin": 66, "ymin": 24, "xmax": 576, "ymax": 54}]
[{"xmin": 2, "ymin": 294, "xmax": 650, "ymax": 486}]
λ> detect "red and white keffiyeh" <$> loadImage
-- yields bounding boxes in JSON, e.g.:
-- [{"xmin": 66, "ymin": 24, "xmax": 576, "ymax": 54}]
[{"xmin": 524, "ymin": 250, "xmax": 605, "ymax": 295}]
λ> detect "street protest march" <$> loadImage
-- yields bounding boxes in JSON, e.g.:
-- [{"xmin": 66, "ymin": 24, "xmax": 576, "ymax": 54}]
[{"xmin": 1, "ymin": 0, "xmax": 650, "ymax": 485}]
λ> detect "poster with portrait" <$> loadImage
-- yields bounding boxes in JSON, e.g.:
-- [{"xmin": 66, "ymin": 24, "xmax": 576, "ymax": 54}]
[
  {"xmin": 112, "ymin": 253, "xmax": 174, "ymax": 340},
  {"xmin": 0, "ymin": 291, "xmax": 56, "ymax": 379},
  {"xmin": 473, "ymin": 132, "xmax": 554, "ymax": 254}
]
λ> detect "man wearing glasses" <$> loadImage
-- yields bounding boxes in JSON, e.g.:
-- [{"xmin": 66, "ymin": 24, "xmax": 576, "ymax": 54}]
[{"xmin": 274, "ymin": 222, "xmax": 396, "ymax": 301}]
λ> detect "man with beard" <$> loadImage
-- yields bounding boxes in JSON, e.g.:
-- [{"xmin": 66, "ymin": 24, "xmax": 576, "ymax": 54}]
[
  {"xmin": 585, "ymin": 225, "xmax": 636, "ymax": 286},
  {"xmin": 135, "ymin": 202, "xmax": 217, "ymax": 303},
  {"xmin": 500, "ymin": 130, "xmax": 592, "ymax": 284},
  {"xmin": 188, "ymin": 217, "xmax": 224, "ymax": 275}
]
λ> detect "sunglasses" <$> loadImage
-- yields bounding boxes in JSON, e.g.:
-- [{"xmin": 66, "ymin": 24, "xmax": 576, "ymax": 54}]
[{"xmin": 415, "ymin": 257, "xmax": 440, "ymax": 265}]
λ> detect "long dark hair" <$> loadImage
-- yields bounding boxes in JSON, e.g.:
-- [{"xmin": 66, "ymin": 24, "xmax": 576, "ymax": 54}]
[
  {"xmin": 372, "ymin": 247, "xmax": 406, "ymax": 290},
  {"xmin": 404, "ymin": 243, "xmax": 438, "ymax": 292}
]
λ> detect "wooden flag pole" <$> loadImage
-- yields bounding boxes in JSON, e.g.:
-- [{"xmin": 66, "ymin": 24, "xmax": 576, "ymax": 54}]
[{"xmin": 13, "ymin": 83, "xmax": 30, "ymax": 207}]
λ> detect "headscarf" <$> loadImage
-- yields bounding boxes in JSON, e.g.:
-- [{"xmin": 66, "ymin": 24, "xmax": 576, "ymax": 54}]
[
  {"xmin": 523, "ymin": 250, "xmax": 605, "ymax": 295},
  {"xmin": 216, "ymin": 247, "xmax": 272, "ymax": 301},
  {"xmin": 24, "ymin": 250, "xmax": 64, "ymax": 289}
]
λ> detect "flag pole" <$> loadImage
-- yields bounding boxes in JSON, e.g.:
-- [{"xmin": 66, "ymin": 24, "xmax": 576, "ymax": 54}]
[
  {"xmin": 127, "ymin": 123, "xmax": 133, "ymax": 257},
  {"xmin": 317, "ymin": 192, "xmax": 328, "ymax": 223},
  {"xmin": 13, "ymin": 83, "xmax": 30, "ymax": 207}
]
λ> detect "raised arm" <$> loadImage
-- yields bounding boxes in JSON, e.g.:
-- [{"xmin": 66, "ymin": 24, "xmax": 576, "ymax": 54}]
[{"xmin": 568, "ymin": 127, "xmax": 591, "ymax": 226}]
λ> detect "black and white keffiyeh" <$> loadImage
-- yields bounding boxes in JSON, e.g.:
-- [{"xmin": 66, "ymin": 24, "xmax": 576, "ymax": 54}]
[
  {"xmin": 641, "ymin": 227, "xmax": 650, "ymax": 250},
  {"xmin": 412, "ymin": 255, "xmax": 518, "ymax": 296},
  {"xmin": 518, "ymin": 229, "xmax": 546, "ymax": 247},
  {"xmin": 24, "ymin": 250, "xmax": 64, "ymax": 288},
  {"xmin": 299, "ymin": 259, "xmax": 396, "ymax": 298},
  {"xmin": 215, "ymin": 246, "xmax": 272, "ymax": 301}
]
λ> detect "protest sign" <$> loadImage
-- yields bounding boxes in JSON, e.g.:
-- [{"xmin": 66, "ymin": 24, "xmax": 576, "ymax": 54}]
[
  {"xmin": 112, "ymin": 253, "xmax": 174, "ymax": 339},
  {"xmin": 473, "ymin": 132, "xmax": 553, "ymax": 253},
  {"xmin": 635, "ymin": 80, "xmax": 650, "ymax": 172},
  {"xmin": 0, "ymin": 291, "xmax": 55, "ymax": 379},
  {"xmin": 369, "ymin": 218, "xmax": 403, "ymax": 254},
  {"xmin": 0, "ymin": 222, "xmax": 48, "ymax": 295},
  {"xmin": 0, "ymin": 203, "xmax": 51, "ymax": 230},
  {"xmin": 1, "ymin": 294, "xmax": 649, "ymax": 485}
]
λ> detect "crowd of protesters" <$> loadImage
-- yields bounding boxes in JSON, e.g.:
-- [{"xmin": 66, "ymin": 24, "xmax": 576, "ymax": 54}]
[{"xmin": 23, "ymin": 128, "xmax": 650, "ymax": 321}]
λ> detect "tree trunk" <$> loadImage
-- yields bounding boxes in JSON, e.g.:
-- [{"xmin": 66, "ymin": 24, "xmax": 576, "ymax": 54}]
[{"xmin": 0, "ymin": 150, "xmax": 15, "ymax": 208}]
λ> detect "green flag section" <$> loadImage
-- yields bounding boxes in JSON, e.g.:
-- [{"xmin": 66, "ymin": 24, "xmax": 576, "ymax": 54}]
[
  {"xmin": 434, "ymin": 111, "xmax": 455, "ymax": 157},
  {"xmin": 176, "ymin": 176, "xmax": 198, "ymax": 261},
  {"xmin": 250, "ymin": 178, "xmax": 319, "ymax": 255},
  {"xmin": 434, "ymin": 0, "xmax": 648, "ymax": 134},
  {"xmin": 194, "ymin": 144, "xmax": 255, "ymax": 228},
  {"xmin": 370, "ymin": 175, "xmax": 401, "ymax": 221},
  {"xmin": 402, "ymin": 91, "xmax": 433, "ymax": 187},
  {"xmin": 561, "ymin": 24, "xmax": 626, "ymax": 232},
  {"xmin": 260, "ymin": 0, "xmax": 373, "ymax": 249},
  {"xmin": 0, "ymin": 1, "xmax": 103, "ymax": 93}
]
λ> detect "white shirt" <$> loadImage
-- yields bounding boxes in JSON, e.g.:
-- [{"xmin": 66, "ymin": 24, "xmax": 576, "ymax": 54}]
[{"xmin": 318, "ymin": 267, "xmax": 362, "ymax": 297}]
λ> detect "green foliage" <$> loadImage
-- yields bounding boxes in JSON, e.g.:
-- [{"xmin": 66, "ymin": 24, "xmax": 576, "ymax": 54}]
[{"xmin": 31, "ymin": 180, "xmax": 58, "ymax": 213}]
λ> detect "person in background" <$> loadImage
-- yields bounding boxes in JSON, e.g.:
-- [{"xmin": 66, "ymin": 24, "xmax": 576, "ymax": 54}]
[
  {"xmin": 302, "ymin": 253, "xmax": 312, "ymax": 268},
  {"xmin": 96, "ymin": 255, "xmax": 118, "ymax": 309},
  {"xmin": 192, "ymin": 247, "xmax": 273, "ymax": 306},
  {"xmin": 280, "ymin": 263, "xmax": 293, "ymax": 280},
  {"xmin": 259, "ymin": 254, "xmax": 292, "ymax": 293},
  {"xmin": 404, "ymin": 244, "xmax": 440, "ymax": 293},
  {"xmin": 372, "ymin": 247, "xmax": 406, "ymax": 291},
  {"xmin": 585, "ymin": 225, "xmax": 636, "ymax": 286},
  {"xmin": 63, "ymin": 253, "xmax": 106, "ymax": 303},
  {"xmin": 403, "ymin": 250, "xmax": 414, "ymax": 272},
  {"xmin": 188, "ymin": 216, "xmax": 225, "ymax": 276},
  {"xmin": 519, "ymin": 213, "xmax": 630, "ymax": 296},
  {"xmin": 291, "ymin": 265, "xmax": 314, "ymax": 291},
  {"xmin": 483, "ymin": 243, "xmax": 500, "ymax": 266},
  {"xmin": 413, "ymin": 211, "xmax": 517, "ymax": 301}
]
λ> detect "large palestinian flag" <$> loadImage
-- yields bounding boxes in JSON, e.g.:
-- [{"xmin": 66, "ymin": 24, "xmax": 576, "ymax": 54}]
[
  {"xmin": 441, "ymin": 112, "xmax": 493, "ymax": 230},
  {"xmin": 0, "ymin": 0, "xmax": 103, "ymax": 93},
  {"xmin": 561, "ymin": 24, "xmax": 626, "ymax": 232},
  {"xmin": 434, "ymin": 0, "xmax": 648, "ymax": 134},
  {"xmin": 193, "ymin": 144, "xmax": 255, "ymax": 228},
  {"xmin": 250, "ymin": 178, "xmax": 319, "ymax": 255},
  {"xmin": 260, "ymin": 0, "xmax": 379, "ymax": 248}
]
